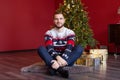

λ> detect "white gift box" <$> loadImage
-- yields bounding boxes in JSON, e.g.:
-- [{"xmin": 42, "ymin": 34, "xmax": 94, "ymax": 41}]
[{"xmin": 90, "ymin": 49, "xmax": 108, "ymax": 61}]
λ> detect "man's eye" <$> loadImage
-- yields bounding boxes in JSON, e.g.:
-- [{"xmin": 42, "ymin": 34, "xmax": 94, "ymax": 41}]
[
  {"xmin": 60, "ymin": 18, "xmax": 63, "ymax": 20},
  {"xmin": 54, "ymin": 18, "xmax": 58, "ymax": 20}
]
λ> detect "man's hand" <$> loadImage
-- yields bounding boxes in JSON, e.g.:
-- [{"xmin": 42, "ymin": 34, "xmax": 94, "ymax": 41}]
[
  {"xmin": 56, "ymin": 56, "xmax": 68, "ymax": 67},
  {"xmin": 51, "ymin": 60, "xmax": 60, "ymax": 69}
]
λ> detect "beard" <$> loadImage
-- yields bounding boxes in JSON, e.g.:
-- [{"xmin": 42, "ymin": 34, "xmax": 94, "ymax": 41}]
[{"xmin": 54, "ymin": 24, "xmax": 64, "ymax": 29}]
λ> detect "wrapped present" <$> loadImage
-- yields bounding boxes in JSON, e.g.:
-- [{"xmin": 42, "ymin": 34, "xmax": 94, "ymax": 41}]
[
  {"xmin": 90, "ymin": 49, "xmax": 108, "ymax": 61},
  {"xmin": 94, "ymin": 57, "xmax": 101, "ymax": 66},
  {"xmin": 75, "ymin": 57, "xmax": 94, "ymax": 66},
  {"xmin": 75, "ymin": 57, "xmax": 86, "ymax": 65},
  {"xmin": 75, "ymin": 49, "xmax": 107, "ymax": 66},
  {"xmin": 86, "ymin": 58, "xmax": 94, "ymax": 66}
]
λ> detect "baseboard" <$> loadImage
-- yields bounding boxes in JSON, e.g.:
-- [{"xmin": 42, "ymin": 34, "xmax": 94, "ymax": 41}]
[{"xmin": 0, "ymin": 49, "xmax": 37, "ymax": 53}]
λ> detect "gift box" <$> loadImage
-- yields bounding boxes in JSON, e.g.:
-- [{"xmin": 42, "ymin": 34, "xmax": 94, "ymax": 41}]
[
  {"xmin": 75, "ymin": 57, "xmax": 94, "ymax": 66},
  {"xmin": 75, "ymin": 57, "xmax": 86, "ymax": 65},
  {"xmin": 90, "ymin": 49, "xmax": 108, "ymax": 61},
  {"xmin": 76, "ymin": 57, "xmax": 101, "ymax": 67},
  {"xmin": 94, "ymin": 57, "xmax": 101, "ymax": 66},
  {"xmin": 75, "ymin": 49, "xmax": 106, "ymax": 66},
  {"xmin": 85, "ymin": 58, "xmax": 94, "ymax": 66}
]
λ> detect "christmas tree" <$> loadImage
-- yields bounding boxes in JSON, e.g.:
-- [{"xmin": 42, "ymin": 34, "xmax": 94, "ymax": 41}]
[{"xmin": 56, "ymin": 0, "xmax": 97, "ymax": 48}]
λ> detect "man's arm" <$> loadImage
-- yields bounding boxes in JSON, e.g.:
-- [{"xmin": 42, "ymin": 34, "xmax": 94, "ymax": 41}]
[
  {"xmin": 66, "ymin": 34, "xmax": 75, "ymax": 52},
  {"xmin": 44, "ymin": 33, "xmax": 59, "ymax": 58},
  {"xmin": 62, "ymin": 34, "xmax": 75, "ymax": 59}
]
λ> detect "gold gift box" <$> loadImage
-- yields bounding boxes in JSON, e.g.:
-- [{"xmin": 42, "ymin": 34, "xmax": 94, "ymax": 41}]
[
  {"xmin": 76, "ymin": 57, "xmax": 101, "ymax": 67},
  {"xmin": 75, "ymin": 56, "xmax": 94, "ymax": 66},
  {"xmin": 75, "ymin": 50, "xmax": 103, "ymax": 66}
]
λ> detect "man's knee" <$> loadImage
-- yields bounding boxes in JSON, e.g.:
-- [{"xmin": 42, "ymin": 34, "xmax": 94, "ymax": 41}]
[
  {"xmin": 38, "ymin": 46, "xmax": 46, "ymax": 52},
  {"xmin": 37, "ymin": 46, "xmax": 48, "ymax": 57},
  {"xmin": 74, "ymin": 45, "xmax": 84, "ymax": 53},
  {"xmin": 38, "ymin": 46, "xmax": 45, "ymax": 50}
]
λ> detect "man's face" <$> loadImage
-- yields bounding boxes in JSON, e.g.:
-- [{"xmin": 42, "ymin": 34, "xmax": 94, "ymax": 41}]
[{"xmin": 53, "ymin": 14, "xmax": 65, "ymax": 28}]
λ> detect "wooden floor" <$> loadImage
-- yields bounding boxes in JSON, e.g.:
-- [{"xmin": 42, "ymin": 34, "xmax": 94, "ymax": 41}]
[{"xmin": 0, "ymin": 50, "xmax": 120, "ymax": 80}]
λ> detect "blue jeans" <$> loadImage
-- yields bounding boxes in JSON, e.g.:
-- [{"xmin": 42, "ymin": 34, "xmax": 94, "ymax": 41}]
[{"xmin": 37, "ymin": 45, "xmax": 83, "ymax": 67}]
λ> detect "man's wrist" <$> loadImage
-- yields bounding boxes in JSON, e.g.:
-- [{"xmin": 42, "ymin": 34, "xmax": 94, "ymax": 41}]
[
  {"xmin": 56, "ymin": 55, "xmax": 61, "ymax": 60},
  {"xmin": 54, "ymin": 54, "xmax": 59, "ymax": 59}
]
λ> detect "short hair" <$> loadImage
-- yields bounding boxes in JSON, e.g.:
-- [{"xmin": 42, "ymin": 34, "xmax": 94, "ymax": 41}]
[
  {"xmin": 54, "ymin": 11, "xmax": 63, "ymax": 15},
  {"xmin": 53, "ymin": 11, "xmax": 65, "ymax": 18}
]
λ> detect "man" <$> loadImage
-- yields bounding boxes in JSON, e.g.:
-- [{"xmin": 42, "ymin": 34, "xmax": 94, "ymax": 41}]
[{"xmin": 38, "ymin": 11, "xmax": 83, "ymax": 78}]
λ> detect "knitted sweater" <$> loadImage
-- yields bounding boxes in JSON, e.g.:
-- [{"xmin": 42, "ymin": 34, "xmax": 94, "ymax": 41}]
[{"xmin": 44, "ymin": 27, "xmax": 75, "ymax": 57}]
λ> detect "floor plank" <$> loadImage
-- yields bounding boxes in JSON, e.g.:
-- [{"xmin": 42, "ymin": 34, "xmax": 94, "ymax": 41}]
[{"xmin": 0, "ymin": 51, "xmax": 120, "ymax": 80}]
